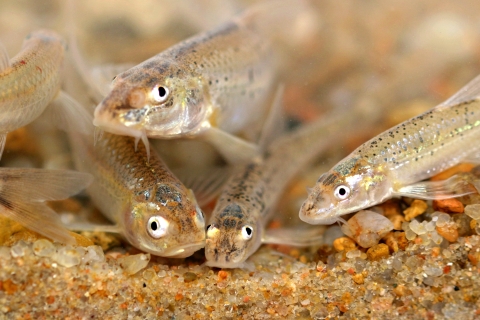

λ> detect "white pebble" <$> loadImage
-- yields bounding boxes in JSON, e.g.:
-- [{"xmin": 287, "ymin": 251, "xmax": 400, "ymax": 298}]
[
  {"xmin": 431, "ymin": 230, "xmax": 443, "ymax": 245},
  {"xmin": 341, "ymin": 210, "xmax": 394, "ymax": 248},
  {"xmin": 118, "ymin": 253, "xmax": 151, "ymax": 275},
  {"xmin": 346, "ymin": 249, "xmax": 362, "ymax": 259},
  {"xmin": 33, "ymin": 239, "xmax": 55, "ymax": 257},
  {"xmin": 409, "ymin": 220, "xmax": 426, "ymax": 235},
  {"xmin": 465, "ymin": 204, "xmax": 480, "ymax": 220},
  {"xmin": 301, "ymin": 299, "xmax": 310, "ymax": 306},
  {"xmin": 54, "ymin": 246, "xmax": 82, "ymax": 267},
  {"xmin": 433, "ymin": 212, "xmax": 450, "ymax": 227},
  {"xmin": 83, "ymin": 246, "xmax": 105, "ymax": 264},
  {"xmin": 10, "ymin": 241, "xmax": 29, "ymax": 258}
]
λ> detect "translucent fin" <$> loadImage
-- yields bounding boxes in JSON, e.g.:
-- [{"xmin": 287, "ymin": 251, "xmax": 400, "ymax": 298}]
[
  {"xmin": 0, "ymin": 168, "xmax": 93, "ymax": 202},
  {"xmin": 0, "ymin": 42, "xmax": 9, "ymax": 71},
  {"xmin": 46, "ymin": 91, "xmax": 94, "ymax": 135},
  {"xmin": 93, "ymin": 126, "xmax": 104, "ymax": 146},
  {"xmin": 65, "ymin": 222, "xmax": 121, "ymax": 234},
  {"xmin": 0, "ymin": 132, "xmax": 6, "ymax": 160},
  {"xmin": 203, "ymin": 127, "xmax": 259, "ymax": 164},
  {"xmin": 262, "ymin": 227, "xmax": 325, "ymax": 247},
  {"xmin": 395, "ymin": 173, "xmax": 478, "ymax": 200},
  {"xmin": 437, "ymin": 74, "xmax": 480, "ymax": 109},
  {"xmin": 257, "ymin": 84, "xmax": 285, "ymax": 151},
  {"xmin": 173, "ymin": 166, "xmax": 233, "ymax": 207},
  {"xmin": 0, "ymin": 201, "xmax": 75, "ymax": 244}
]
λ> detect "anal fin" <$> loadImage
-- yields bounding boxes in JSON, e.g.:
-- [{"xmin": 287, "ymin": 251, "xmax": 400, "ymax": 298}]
[{"xmin": 202, "ymin": 127, "xmax": 259, "ymax": 164}]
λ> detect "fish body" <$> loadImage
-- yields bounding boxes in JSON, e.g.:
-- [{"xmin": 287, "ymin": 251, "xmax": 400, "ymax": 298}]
[
  {"xmin": 69, "ymin": 130, "xmax": 206, "ymax": 258},
  {"xmin": 300, "ymin": 75, "xmax": 480, "ymax": 225},
  {"xmin": 205, "ymin": 110, "xmax": 360, "ymax": 268},
  {"xmin": 0, "ymin": 30, "xmax": 65, "ymax": 154},
  {"xmin": 92, "ymin": 1, "xmax": 302, "ymax": 162}
]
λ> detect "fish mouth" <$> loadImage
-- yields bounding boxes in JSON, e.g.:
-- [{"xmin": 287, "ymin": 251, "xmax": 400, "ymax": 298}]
[
  {"xmin": 161, "ymin": 241, "xmax": 205, "ymax": 258},
  {"xmin": 93, "ymin": 115, "xmax": 144, "ymax": 138}
]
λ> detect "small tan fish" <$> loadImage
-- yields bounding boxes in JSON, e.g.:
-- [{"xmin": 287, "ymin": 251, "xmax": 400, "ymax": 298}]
[
  {"xmin": 92, "ymin": 0, "xmax": 306, "ymax": 164},
  {"xmin": 300, "ymin": 75, "xmax": 480, "ymax": 225},
  {"xmin": 205, "ymin": 93, "xmax": 364, "ymax": 268},
  {"xmin": 69, "ymin": 122, "xmax": 206, "ymax": 258},
  {"xmin": 0, "ymin": 168, "xmax": 92, "ymax": 244},
  {"xmin": 0, "ymin": 29, "xmax": 90, "ymax": 160}
]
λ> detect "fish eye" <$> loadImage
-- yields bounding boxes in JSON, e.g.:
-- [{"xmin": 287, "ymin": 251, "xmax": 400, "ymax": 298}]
[
  {"xmin": 147, "ymin": 216, "xmax": 169, "ymax": 239},
  {"xmin": 241, "ymin": 226, "xmax": 253, "ymax": 240},
  {"xmin": 152, "ymin": 85, "xmax": 169, "ymax": 103},
  {"xmin": 334, "ymin": 185, "xmax": 350, "ymax": 200}
]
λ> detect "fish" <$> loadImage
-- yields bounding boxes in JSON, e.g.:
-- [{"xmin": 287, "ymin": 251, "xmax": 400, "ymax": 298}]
[
  {"xmin": 204, "ymin": 94, "xmax": 364, "ymax": 268},
  {"xmin": 0, "ymin": 29, "xmax": 90, "ymax": 160},
  {"xmin": 68, "ymin": 121, "xmax": 206, "ymax": 258},
  {"xmin": 300, "ymin": 75, "xmax": 480, "ymax": 225},
  {"xmin": 0, "ymin": 168, "xmax": 92, "ymax": 244},
  {"xmin": 92, "ymin": 0, "xmax": 306, "ymax": 164}
]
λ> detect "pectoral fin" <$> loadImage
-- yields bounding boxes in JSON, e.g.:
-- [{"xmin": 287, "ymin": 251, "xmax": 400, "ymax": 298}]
[
  {"xmin": 64, "ymin": 222, "xmax": 122, "ymax": 234},
  {"xmin": 262, "ymin": 226, "xmax": 325, "ymax": 247},
  {"xmin": 395, "ymin": 173, "xmax": 478, "ymax": 200},
  {"xmin": 202, "ymin": 127, "xmax": 259, "ymax": 164},
  {"xmin": 257, "ymin": 84, "xmax": 285, "ymax": 151}
]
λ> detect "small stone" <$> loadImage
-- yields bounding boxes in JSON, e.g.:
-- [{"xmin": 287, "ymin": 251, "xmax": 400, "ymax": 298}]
[
  {"xmin": 342, "ymin": 210, "xmax": 394, "ymax": 248},
  {"xmin": 431, "ymin": 230, "xmax": 443, "ymax": 245},
  {"xmin": 184, "ymin": 272, "xmax": 198, "ymax": 283},
  {"xmin": 333, "ymin": 237, "xmax": 357, "ymax": 252},
  {"xmin": 118, "ymin": 253, "xmax": 151, "ymax": 275},
  {"xmin": 352, "ymin": 273, "xmax": 364, "ymax": 284},
  {"xmin": 436, "ymin": 223, "xmax": 459, "ymax": 242},
  {"xmin": 142, "ymin": 268, "xmax": 156, "ymax": 281},
  {"xmin": 465, "ymin": 204, "xmax": 480, "ymax": 220},
  {"xmin": 218, "ymin": 270, "xmax": 228, "ymax": 281},
  {"xmin": 346, "ymin": 249, "xmax": 362, "ymax": 259},
  {"xmin": 54, "ymin": 246, "xmax": 82, "ymax": 267},
  {"xmin": 366, "ymin": 244, "xmax": 390, "ymax": 261},
  {"xmin": 381, "ymin": 200, "xmax": 402, "ymax": 217},
  {"xmin": 33, "ymin": 239, "xmax": 55, "ymax": 257},
  {"xmin": 301, "ymin": 299, "xmax": 310, "ymax": 306},
  {"xmin": 409, "ymin": 220, "xmax": 426, "ymax": 235},
  {"xmin": 393, "ymin": 284, "xmax": 409, "ymax": 297},
  {"xmin": 403, "ymin": 200, "xmax": 428, "ymax": 221},
  {"xmin": 433, "ymin": 198, "xmax": 464, "ymax": 213},
  {"xmin": 83, "ymin": 246, "xmax": 105, "ymax": 264},
  {"xmin": 389, "ymin": 214, "xmax": 405, "ymax": 230},
  {"xmin": 432, "ymin": 212, "xmax": 451, "ymax": 227},
  {"xmin": 452, "ymin": 213, "xmax": 472, "ymax": 237},
  {"xmin": 383, "ymin": 232, "xmax": 398, "ymax": 252},
  {"xmin": 10, "ymin": 241, "xmax": 29, "ymax": 258}
]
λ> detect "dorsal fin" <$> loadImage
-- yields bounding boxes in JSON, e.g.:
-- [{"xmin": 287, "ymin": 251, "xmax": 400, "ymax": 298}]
[
  {"xmin": 0, "ymin": 42, "xmax": 10, "ymax": 72},
  {"xmin": 437, "ymin": 75, "xmax": 480, "ymax": 109}
]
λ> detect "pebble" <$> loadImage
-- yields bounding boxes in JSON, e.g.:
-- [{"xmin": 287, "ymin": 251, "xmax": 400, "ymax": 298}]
[
  {"xmin": 54, "ymin": 246, "xmax": 82, "ymax": 267},
  {"xmin": 10, "ymin": 241, "xmax": 29, "ymax": 258},
  {"xmin": 436, "ymin": 223, "xmax": 459, "ymax": 242},
  {"xmin": 184, "ymin": 272, "xmax": 198, "ymax": 283},
  {"xmin": 118, "ymin": 253, "xmax": 151, "ymax": 275},
  {"xmin": 333, "ymin": 237, "xmax": 357, "ymax": 252},
  {"xmin": 352, "ymin": 273, "xmax": 364, "ymax": 284},
  {"xmin": 341, "ymin": 210, "xmax": 394, "ymax": 248},
  {"xmin": 0, "ymin": 246, "xmax": 11, "ymax": 259},
  {"xmin": 403, "ymin": 200, "xmax": 428, "ymax": 221},
  {"xmin": 465, "ymin": 204, "xmax": 480, "ymax": 220},
  {"xmin": 433, "ymin": 198, "xmax": 464, "ymax": 213},
  {"xmin": 33, "ymin": 239, "xmax": 55, "ymax": 257},
  {"xmin": 389, "ymin": 214, "xmax": 405, "ymax": 230},
  {"xmin": 366, "ymin": 244, "xmax": 390, "ymax": 261}
]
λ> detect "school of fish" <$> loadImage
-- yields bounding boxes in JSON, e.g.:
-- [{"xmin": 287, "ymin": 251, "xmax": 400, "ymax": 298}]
[{"xmin": 2, "ymin": 0, "xmax": 480, "ymax": 269}]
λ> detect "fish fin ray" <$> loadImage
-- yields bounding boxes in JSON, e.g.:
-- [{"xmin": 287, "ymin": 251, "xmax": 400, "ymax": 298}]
[
  {"xmin": 0, "ymin": 168, "xmax": 93, "ymax": 202},
  {"xmin": 437, "ymin": 74, "xmax": 480, "ymax": 108},
  {"xmin": 65, "ymin": 222, "xmax": 121, "ymax": 234},
  {"xmin": 203, "ymin": 127, "xmax": 259, "ymax": 164},
  {"xmin": 0, "ymin": 200, "xmax": 75, "ymax": 244},
  {"xmin": 0, "ymin": 42, "xmax": 9, "ymax": 71},
  {"xmin": 395, "ymin": 173, "xmax": 479, "ymax": 200},
  {"xmin": 262, "ymin": 227, "xmax": 325, "ymax": 246},
  {"xmin": 173, "ymin": 166, "xmax": 233, "ymax": 207},
  {"xmin": 257, "ymin": 84, "xmax": 285, "ymax": 151},
  {"xmin": 45, "ymin": 91, "xmax": 94, "ymax": 135},
  {"xmin": 0, "ymin": 133, "xmax": 6, "ymax": 161}
]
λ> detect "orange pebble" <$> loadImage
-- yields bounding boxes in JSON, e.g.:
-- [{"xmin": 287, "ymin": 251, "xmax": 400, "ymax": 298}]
[{"xmin": 433, "ymin": 198, "xmax": 464, "ymax": 213}]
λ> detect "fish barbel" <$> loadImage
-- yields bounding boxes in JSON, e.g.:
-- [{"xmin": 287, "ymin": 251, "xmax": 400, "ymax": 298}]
[
  {"xmin": 300, "ymin": 75, "xmax": 480, "ymax": 225},
  {"xmin": 205, "ymin": 98, "xmax": 364, "ymax": 268},
  {"xmin": 69, "ymin": 125, "xmax": 206, "ymax": 258},
  {"xmin": 92, "ymin": 0, "xmax": 305, "ymax": 163}
]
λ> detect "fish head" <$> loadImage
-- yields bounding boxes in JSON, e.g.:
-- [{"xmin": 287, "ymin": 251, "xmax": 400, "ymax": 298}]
[
  {"xmin": 300, "ymin": 157, "xmax": 391, "ymax": 225},
  {"xmin": 94, "ymin": 59, "xmax": 210, "ymax": 139},
  {"xmin": 204, "ymin": 203, "xmax": 262, "ymax": 268},
  {"xmin": 122, "ymin": 183, "xmax": 206, "ymax": 258}
]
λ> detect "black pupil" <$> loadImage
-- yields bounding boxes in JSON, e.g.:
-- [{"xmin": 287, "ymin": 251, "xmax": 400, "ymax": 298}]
[
  {"xmin": 338, "ymin": 188, "xmax": 346, "ymax": 196},
  {"xmin": 158, "ymin": 86, "xmax": 167, "ymax": 97},
  {"xmin": 206, "ymin": 224, "xmax": 211, "ymax": 230},
  {"xmin": 245, "ymin": 227, "xmax": 252, "ymax": 236},
  {"xmin": 151, "ymin": 221, "xmax": 158, "ymax": 231}
]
